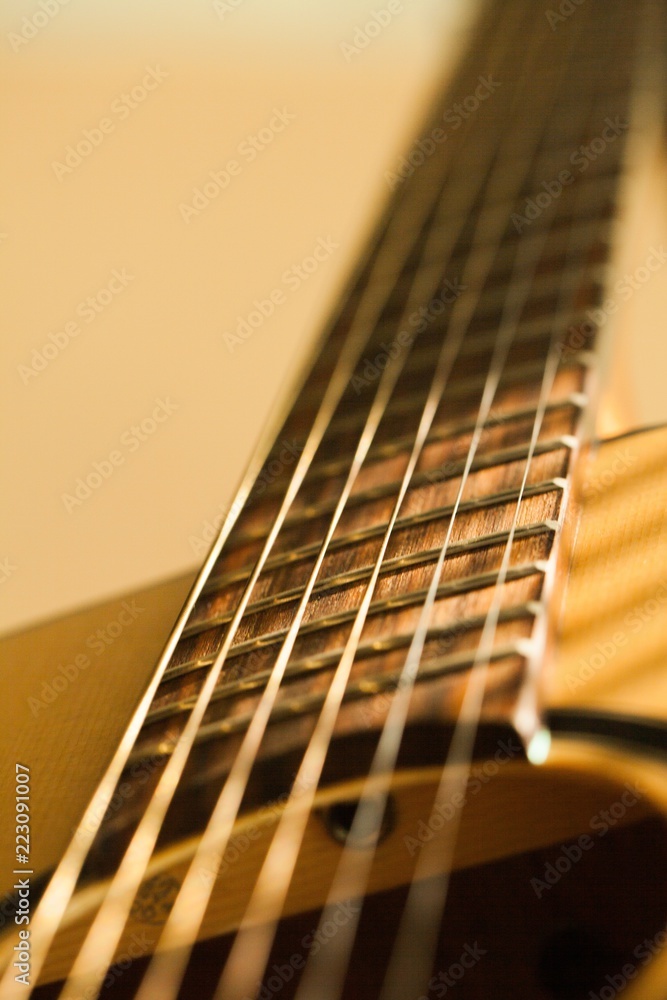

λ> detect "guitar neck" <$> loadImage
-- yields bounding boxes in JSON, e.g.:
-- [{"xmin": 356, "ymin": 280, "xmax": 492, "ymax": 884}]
[
  {"xmin": 130, "ymin": 0, "xmax": 637, "ymax": 774},
  {"xmin": 7, "ymin": 3, "xmax": 667, "ymax": 998}
]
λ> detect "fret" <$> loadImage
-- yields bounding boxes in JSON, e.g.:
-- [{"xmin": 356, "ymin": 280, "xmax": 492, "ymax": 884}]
[
  {"xmin": 298, "ymin": 267, "xmax": 604, "ymax": 414},
  {"xmin": 147, "ymin": 560, "xmax": 546, "ymax": 724},
  {"xmin": 214, "ymin": 430, "xmax": 573, "ymax": 570},
  {"xmin": 165, "ymin": 564, "xmax": 545, "ymax": 703},
  {"xmin": 436, "ymin": 198, "xmax": 615, "ymax": 267},
  {"xmin": 137, "ymin": 642, "xmax": 530, "ymax": 756},
  {"xmin": 267, "ymin": 405, "xmax": 576, "ymax": 532},
  {"xmin": 184, "ymin": 520, "xmax": 556, "ymax": 643},
  {"xmin": 180, "ymin": 524, "xmax": 556, "ymax": 672},
  {"xmin": 382, "ymin": 268, "xmax": 604, "ymax": 367},
  {"xmin": 284, "ymin": 303, "xmax": 597, "ymax": 421},
  {"xmin": 175, "ymin": 500, "xmax": 560, "ymax": 691},
  {"xmin": 218, "ymin": 435, "xmax": 573, "ymax": 577},
  {"xmin": 149, "ymin": 619, "xmax": 535, "ymax": 737},
  {"xmin": 209, "ymin": 454, "xmax": 564, "ymax": 584},
  {"xmin": 205, "ymin": 474, "xmax": 568, "ymax": 606},
  {"xmin": 208, "ymin": 398, "xmax": 582, "ymax": 555},
  {"xmin": 162, "ymin": 599, "xmax": 541, "ymax": 694},
  {"xmin": 324, "ymin": 356, "xmax": 590, "ymax": 445},
  {"xmin": 417, "ymin": 169, "xmax": 617, "ymax": 249}
]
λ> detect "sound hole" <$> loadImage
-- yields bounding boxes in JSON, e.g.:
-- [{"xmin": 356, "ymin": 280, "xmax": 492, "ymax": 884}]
[{"xmin": 323, "ymin": 795, "xmax": 396, "ymax": 848}]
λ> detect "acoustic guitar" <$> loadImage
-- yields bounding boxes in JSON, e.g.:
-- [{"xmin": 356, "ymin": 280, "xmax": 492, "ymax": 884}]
[{"xmin": 2, "ymin": 0, "xmax": 667, "ymax": 996}]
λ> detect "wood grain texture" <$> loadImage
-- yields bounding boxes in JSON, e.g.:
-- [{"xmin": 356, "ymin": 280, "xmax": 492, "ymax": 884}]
[{"xmin": 546, "ymin": 424, "xmax": 667, "ymax": 720}]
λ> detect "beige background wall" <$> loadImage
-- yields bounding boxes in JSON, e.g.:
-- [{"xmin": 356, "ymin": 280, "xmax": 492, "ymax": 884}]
[{"xmin": 1, "ymin": 0, "xmax": 666, "ymax": 637}]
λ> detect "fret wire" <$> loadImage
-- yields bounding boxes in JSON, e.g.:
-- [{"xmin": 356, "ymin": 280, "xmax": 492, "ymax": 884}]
[
  {"xmin": 213, "ymin": 441, "xmax": 571, "ymax": 555},
  {"xmin": 207, "ymin": 516, "xmax": 556, "ymax": 626},
  {"xmin": 59, "ymin": 11, "xmax": 521, "ymax": 1000},
  {"xmin": 136, "ymin": 642, "xmax": 529, "ymax": 763},
  {"xmin": 295, "ymin": 260, "xmax": 604, "ymax": 409},
  {"xmin": 379, "ymin": 12, "xmax": 632, "ymax": 999},
  {"xmin": 25, "ymin": 21, "xmax": 465, "ymax": 999},
  {"xmin": 57, "ymin": 205, "xmax": 458, "ymax": 998},
  {"xmin": 439, "ymin": 155, "xmax": 621, "ymax": 219},
  {"xmin": 294, "ymin": 7, "xmax": 612, "ymax": 998},
  {"xmin": 342, "ymin": 292, "xmax": 607, "ymax": 384},
  {"xmin": 203, "ymin": 432, "xmax": 575, "ymax": 593},
  {"xmin": 153, "ymin": 602, "xmax": 540, "ymax": 730},
  {"xmin": 264, "ymin": 395, "xmax": 582, "ymax": 503},
  {"xmin": 129, "ymin": 600, "xmax": 546, "ymax": 765},
  {"xmin": 421, "ymin": 174, "xmax": 616, "ymax": 255},
  {"xmin": 181, "ymin": 643, "xmax": 529, "ymax": 746},
  {"xmin": 190, "ymin": 479, "xmax": 567, "ymax": 656},
  {"xmin": 150, "ymin": 541, "xmax": 552, "ymax": 725},
  {"xmin": 326, "ymin": 352, "xmax": 592, "ymax": 437},
  {"xmin": 182, "ymin": 437, "xmax": 572, "ymax": 642},
  {"xmin": 214, "ymin": 8, "xmax": 588, "ymax": 997},
  {"xmin": 133, "ymin": 6, "xmax": 541, "ymax": 997}
]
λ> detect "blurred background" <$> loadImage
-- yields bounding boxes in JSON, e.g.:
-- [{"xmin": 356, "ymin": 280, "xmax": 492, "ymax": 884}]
[{"xmin": 2, "ymin": 0, "xmax": 667, "ymax": 636}]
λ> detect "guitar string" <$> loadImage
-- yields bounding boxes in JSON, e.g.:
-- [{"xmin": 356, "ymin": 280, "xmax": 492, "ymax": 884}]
[
  {"xmin": 288, "ymin": 15, "xmax": 604, "ymax": 1000},
  {"xmin": 41, "ymin": 16, "xmax": 501, "ymax": 1000},
  {"xmin": 289, "ymin": 11, "xmax": 602, "ymax": 1000},
  {"xmin": 117, "ymin": 9, "xmax": 526, "ymax": 1000},
  {"xmin": 0, "ymin": 5, "xmax": 604, "ymax": 1000},
  {"xmin": 379, "ymin": 14, "xmax": 632, "ymax": 1000},
  {"xmin": 210, "ymin": 8, "xmax": 583, "ymax": 1000},
  {"xmin": 3, "ymin": 90, "xmax": 454, "ymax": 1000},
  {"xmin": 52, "ymin": 200, "xmax": 452, "ymax": 1000}
]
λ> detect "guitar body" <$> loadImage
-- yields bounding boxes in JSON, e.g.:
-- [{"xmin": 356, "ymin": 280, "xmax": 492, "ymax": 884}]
[
  {"xmin": 3, "ymin": 0, "xmax": 667, "ymax": 997},
  {"xmin": 3, "ymin": 429, "xmax": 667, "ymax": 998}
]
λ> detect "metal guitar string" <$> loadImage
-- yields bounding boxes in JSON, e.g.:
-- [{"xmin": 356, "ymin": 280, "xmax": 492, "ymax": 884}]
[
  {"xmin": 0, "ymin": 74, "xmax": 454, "ymax": 1000},
  {"xmin": 211, "ymin": 8, "xmax": 580, "ymax": 1000},
  {"xmin": 34, "ymin": 18, "xmax": 499, "ymax": 1000},
  {"xmin": 127, "ymin": 10, "xmax": 524, "ymax": 1000},
  {"xmin": 52, "ymin": 195, "xmax": 452, "ymax": 1000},
  {"xmin": 2, "ymin": 3, "xmax": 620, "ymax": 996},
  {"xmin": 380, "ymin": 22, "xmax": 631, "ymax": 1000},
  {"xmin": 290, "ymin": 13, "xmax": 601, "ymax": 1000},
  {"xmin": 290, "ymin": 17, "xmax": 602, "ymax": 1000}
]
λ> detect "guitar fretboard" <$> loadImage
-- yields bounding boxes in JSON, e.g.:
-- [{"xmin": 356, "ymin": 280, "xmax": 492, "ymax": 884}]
[{"xmin": 132, "ymin": 0, "xmax": 636, "ymax": 774}]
